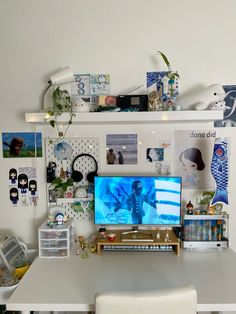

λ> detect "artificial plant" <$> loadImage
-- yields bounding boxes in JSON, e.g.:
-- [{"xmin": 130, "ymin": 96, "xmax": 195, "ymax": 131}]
[
  {"xmin": 51, "ymin": 177, "xmax": 74, "ymax": 196},
  {"xmin": 198, "ymin": 190, "xmax": 223, "ymax": 214}
]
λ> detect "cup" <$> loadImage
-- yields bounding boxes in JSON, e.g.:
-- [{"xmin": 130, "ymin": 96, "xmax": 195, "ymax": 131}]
[{"xmin": 107, "ymin": 233, "xmax": 116, "ymax": 241}]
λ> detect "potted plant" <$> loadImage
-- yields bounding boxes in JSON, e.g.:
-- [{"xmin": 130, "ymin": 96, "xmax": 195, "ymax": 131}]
[{"xmin": 46, "ymin": 86, "xmax": 75, "ymax": 141}]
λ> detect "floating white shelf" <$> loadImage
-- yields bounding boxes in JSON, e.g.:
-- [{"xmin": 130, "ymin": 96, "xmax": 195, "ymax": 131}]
[
  {"xmin": 25, "ymin": 110, "xmax": 223, "ymax": 124},
  {"xmin": 184, "ymin": 214, "xmax": 227, "ymax": 220}
]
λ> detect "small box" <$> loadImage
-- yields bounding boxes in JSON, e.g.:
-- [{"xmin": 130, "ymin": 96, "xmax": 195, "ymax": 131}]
[
  {"xmin": 117, "ymin": 95, "xmax": 148, "ymax": 111},
  {"xmin": 38, "ymin": 218, "xmax": 74, "ymax": 258},
  {"xmin": 97, "ymin": 95, "xmax": 117, "ymax": 107}
]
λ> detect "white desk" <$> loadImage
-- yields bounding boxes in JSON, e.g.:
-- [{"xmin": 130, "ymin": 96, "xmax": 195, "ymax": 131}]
[{"xmin": 6, "ymin": 249, "xmax": 236, "ymax": 313}]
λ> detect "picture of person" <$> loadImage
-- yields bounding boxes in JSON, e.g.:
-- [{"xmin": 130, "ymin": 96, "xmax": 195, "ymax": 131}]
[
  {"xmin": 106, "ymin": 134, "xmax": 137, "ymax": 165},
  {"xmin": 10, "ymin": 187, "xmax": 19, "ymax": 205},
  {"xmin": 9, "ymin": 168, "xmax": 17, "ymax": 184},
  {"xmin": 127, "ymin": 180, "xmax": 152, "ymax": 224},
  {"xmin": 179, "ymin": 147, "xmax": 205, "ymax": 188},
  {"xmin": 118, "ymin": 151, "xmax": 124, "ymax": 164},
  {"xmin": 18, "ymin": 173, "xmax": 28, "ymax": 194},
  {"xmin": 107, "ymin": 148, "xmax": 116, "ymax": 164},
  {"xmin": 146, "ymin": 148, "xmax": 164, "ymax": 162},
  {"xmin": 29, "ymin": 180, "xmax": 37, "ymax": 196}
]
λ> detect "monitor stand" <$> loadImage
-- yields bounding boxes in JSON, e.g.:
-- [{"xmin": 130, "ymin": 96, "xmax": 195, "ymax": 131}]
[
  {"xmin": 121, "ymin": 227, "xmax": 154, "ymax": 242},
  {"xmin": 122, "ymin": 226, "xmax": 145, "ymax": 235}
]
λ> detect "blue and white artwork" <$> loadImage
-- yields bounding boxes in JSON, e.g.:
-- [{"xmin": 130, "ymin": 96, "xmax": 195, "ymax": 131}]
[
  {"xmin": 214, "ymin": 85, "xmax": 236, "ymax": 127},
  {"xmin": 210, "ymin": 138, "xmax": 229, "ymax": 205},
  {"xmin": 146, "ymin": 71, "xmax": 179, "ymax": 107}
]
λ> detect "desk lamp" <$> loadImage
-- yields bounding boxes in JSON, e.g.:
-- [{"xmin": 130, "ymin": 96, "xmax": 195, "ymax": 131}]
[{"xmin": 41, "ymin": 66, "xmax": 75, "ymax": 111}]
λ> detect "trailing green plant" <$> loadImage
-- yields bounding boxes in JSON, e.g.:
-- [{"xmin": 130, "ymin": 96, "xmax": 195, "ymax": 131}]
[{"xmin": 46, "ymin": 86, "xmax": 75, "ymax": 142}]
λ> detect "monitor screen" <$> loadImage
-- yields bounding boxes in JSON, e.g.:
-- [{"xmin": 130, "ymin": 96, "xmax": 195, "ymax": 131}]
[{"xmin": 94, "ymin": 176, "xmax": 182, "ymax": 226}]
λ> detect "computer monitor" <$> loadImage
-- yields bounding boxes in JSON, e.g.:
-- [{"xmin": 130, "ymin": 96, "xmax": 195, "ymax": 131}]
[{"xmin": 94, "ymin": 176, "xmax": 181, "ymax": 226}]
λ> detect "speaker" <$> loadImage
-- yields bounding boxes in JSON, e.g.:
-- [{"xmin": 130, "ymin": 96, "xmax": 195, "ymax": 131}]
[{"xmin": 71, "ymin": 153, "xmax": 98, "ymax": 183}]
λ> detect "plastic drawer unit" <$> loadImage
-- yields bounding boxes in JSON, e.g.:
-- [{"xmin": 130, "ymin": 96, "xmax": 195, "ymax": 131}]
[{"xmin": 38, "ymin": 218, "xmax": 74, "ymax": 257}]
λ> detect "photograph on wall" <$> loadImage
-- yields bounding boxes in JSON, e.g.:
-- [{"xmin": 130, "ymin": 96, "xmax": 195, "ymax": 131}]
[
  {"xmin": 106, "ymin": 134, "xmax": 137, "ymax": 165},
  {"xmin": 9, "ymin": 167, "xmax": 38, "ymax": 207},
  {"xmin": 214, "ymin": 85, "xmax": 236, "ymax": 127},
  {"xmin": 146, "ymin": 147, "xmax": 164, "ymax": 162},
  {"xmin": 2, "ymin": 132, "xmax": 43, "ymax": 158},
  {"xmin": 174, "ymin": 130, "xmax": 216, "ymax": 189}
]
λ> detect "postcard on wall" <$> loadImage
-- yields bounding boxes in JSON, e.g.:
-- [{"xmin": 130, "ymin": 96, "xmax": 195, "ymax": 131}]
[
  {"xmin": 146, "ymin": 147, "xmax": 164, "ymax": 162},
  {"xmin": 71, "ymin": 74, "xmax": 91, "ymax": 98},
  {"xmin": 9, "ymin": 167, "xmax": 38, "ymax": 207},
  {"xmin": 106, "ymin": 134, "xmax": 137, "ymax": 165},
  {"xmin": 174, "ymin": 130, "xmax": 216, "ymax": 189},
  {"xmin": 90, "ymin": 74, "xmax": 110, "ymax": 95},
  {"xmin": 214, "ymin": 85, "xmax": 236, "ymax": 127},
  {"xmin": 2, "ymin": 132, "xmax": 42, "ymax": 158}
]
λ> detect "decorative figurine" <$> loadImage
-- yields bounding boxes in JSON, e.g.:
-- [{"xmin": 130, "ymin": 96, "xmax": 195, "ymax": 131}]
[
  {"xmin": 186, "ymin": 201, "xmax": 194, "ymax": 215},
  {"xmin": 207, "ymin": 205, "xmax": 215, "ymax": 215},
  {"xmin": 99, "ymin": 227, "xmax": 107, "ymax": 240},
  {"xmin": 54, "ymin": 212, "xmax": 64, "ymax": 225}
]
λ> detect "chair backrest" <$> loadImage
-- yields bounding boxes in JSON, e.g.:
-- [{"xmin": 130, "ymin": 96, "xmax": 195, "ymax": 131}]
[{"xmin": 95, "ymin": 285, "xmax": 197, "ymax": 314}]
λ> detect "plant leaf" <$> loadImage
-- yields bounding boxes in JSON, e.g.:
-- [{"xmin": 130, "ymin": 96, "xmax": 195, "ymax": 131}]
[
  {"xmin": 50, "ymin": 120, "xmax": 55, "ymax": 128},
  {"xmin": 156, "ymin": 50, "xmax": 171, "ymax": 71}
]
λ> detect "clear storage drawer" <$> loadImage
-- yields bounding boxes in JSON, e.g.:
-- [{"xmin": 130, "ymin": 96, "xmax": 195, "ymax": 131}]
[{"xmin": 38, "ymin": 218, "xmax": 74, "ymax": 258}]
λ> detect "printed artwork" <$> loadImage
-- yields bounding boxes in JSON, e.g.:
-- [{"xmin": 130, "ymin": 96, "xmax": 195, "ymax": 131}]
[
  {"xmin": 146, "ymin": 148, "xmax": 164, "ymax": 162},
  {"xmin": 90, "ymin": 74, "xmax": 110, "ymax": 95},
  {"xmin": 106, "ymin": 134, "xmax": 137, "ymax": 165},
  {"xmin": 174, "ymin": 130, "xmax": 216, "ymax": 189},
  {"xmin": 146, "ymin": 71, "xmax": 179, "ymax": 110},
  {"xmin": 214, "ymin": 85, "xmax": 236, "ymax": 127},
  {"xmin": 71, "ymin": 74, "xmax": 91, "ymax": 98},
  {"xmin": 9, "ymin": 167, "xmax": 38, "ymax": 206},
  {"xmin": 210, "ymin": 138, "xmax": 229, "ymax": 205},
  {"xmin": 2, "ymin": 132, "xmax": 42, "ymax": 158}
]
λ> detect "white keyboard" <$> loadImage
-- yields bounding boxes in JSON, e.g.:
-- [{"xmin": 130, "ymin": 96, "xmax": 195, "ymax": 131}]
[{"xmin": 103, "ymin": 245, "xmax": 173, "ymax": 252}]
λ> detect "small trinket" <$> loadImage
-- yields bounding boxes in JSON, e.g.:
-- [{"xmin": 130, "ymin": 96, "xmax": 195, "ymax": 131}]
[{"xmin": 186, "ymin": 201, "xmax": 194, "ymax": 215}]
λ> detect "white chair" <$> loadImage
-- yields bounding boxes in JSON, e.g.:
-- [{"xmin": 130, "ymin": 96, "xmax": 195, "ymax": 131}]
[{"xmin": 95, "ymin": 285, "xmax": 197, "ymax": 314}]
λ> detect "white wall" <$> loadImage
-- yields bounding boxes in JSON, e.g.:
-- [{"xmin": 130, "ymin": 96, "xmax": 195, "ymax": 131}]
[{"xmin": 0, "ymin": 0, "xmax": 236, "ymax": 252}]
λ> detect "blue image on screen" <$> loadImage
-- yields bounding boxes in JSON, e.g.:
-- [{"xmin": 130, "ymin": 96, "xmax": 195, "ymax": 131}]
[{"xmin": 94, "ymin": 176, "xmax": 181, "ymax": 226}]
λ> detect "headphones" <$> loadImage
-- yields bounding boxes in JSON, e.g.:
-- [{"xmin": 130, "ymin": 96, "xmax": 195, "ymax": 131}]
[{"xmin": 71, "ymin": 153, "xmax": 98, "ymax": 183}]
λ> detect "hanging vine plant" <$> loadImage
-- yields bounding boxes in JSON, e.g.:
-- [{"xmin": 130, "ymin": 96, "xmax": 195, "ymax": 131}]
[{"xmin": 46, "ymin": 86, "xmax": 75, "ymax": 142}]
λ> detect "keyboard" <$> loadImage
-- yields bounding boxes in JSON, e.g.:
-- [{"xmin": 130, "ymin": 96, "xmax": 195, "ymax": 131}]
[{"xmin": 103, "ymin": 245, "xmax": 173, "ymax": 252}]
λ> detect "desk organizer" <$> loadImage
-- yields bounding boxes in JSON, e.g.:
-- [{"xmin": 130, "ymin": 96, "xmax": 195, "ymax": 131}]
[
  {"xmin": 38, "ymin": 218, "xmax": 74, "ymax": 257},
  {"xmin": 182, "ymin": 215, "xmax": 228, "ymax": 249},
  {"xmin": 96, "ymin": 230, "xmax": 180, "ymax": 255}
]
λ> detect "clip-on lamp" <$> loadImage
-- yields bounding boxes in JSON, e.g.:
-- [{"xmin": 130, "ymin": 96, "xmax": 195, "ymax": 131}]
[{"xmin": 41, "ymin": 66, "xmax": 75, "ymax": 111}]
